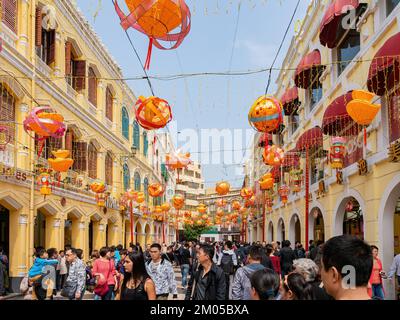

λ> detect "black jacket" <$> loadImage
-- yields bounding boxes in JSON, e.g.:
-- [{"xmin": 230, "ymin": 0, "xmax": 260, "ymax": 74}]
[
  {"xmin": 260, "ymin": 251, "xmax": 274, "ymax": 270},
  {"xmin": 185, "ymin": 263, "xmax": 226, "ymax": 300},
  {"xmin": 279, "ymin": 247, "xmax": 296, "ymax": 272}
]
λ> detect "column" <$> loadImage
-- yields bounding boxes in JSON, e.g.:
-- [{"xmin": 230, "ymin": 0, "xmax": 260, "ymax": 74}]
[
  {"xmin": 92, "ymin": 219, "xmax": 107, "ymax": 250},
  {"xmin": 45, "ymin": 215, "xmax": 63, "ymax": 250},
  {"xmin": 112, "ymin": 97, "xmax": 118, "ymax": 133},
  {"xmin": 97, "ymin": 151, "xmax": 105, "ymax": 182},
  {"xmin": 17, "ymin": 0, "xmax": 29, "ymax": 57},
  {"xmin": 54, "ymin": 31, "xmax": 63, "ymax": 78},
  {"xmin": 96, "ymin": 81, "xmax": 105, "ymax": 122},
  {"xmin": 9, "ymin": 208, "xmax": 29, "ymax": 278},
  {"xmin": 16, "ymin": 103, "xmax": 30, "ymax": 170},
  {"xmin": 70, "ymin": 217, "xmax": 86, "ymax": 249}
]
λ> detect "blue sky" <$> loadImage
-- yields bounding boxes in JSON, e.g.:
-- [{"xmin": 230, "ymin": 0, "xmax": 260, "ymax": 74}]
[{"xmin": 77, "ymin": 0, "xmax": 310, "ymax": 188}]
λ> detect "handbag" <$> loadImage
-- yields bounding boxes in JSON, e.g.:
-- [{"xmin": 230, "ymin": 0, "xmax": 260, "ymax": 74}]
[
  {"xmin": 61, "ymin": 280, "xmax": 77, "ymax": 299},
  {"xmin": 94, "ymin": 260, "xmax": 112, "ymax": 297}
]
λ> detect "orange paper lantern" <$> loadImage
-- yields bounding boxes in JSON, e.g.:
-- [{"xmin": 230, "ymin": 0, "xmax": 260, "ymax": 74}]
[
  {"xmin": 232, "ymin": 201, "xmax": 242, "ymax": 211},
  {"xmin": 262, "ymin": 145, "xmax": 284, "ymax": 166},
  {"xmin": 136, "ymin": 191, "xmax": 145, "ymax": 203},
  {"xmin": 114, "ymin": 0, "xmax": 191, "ymax": 70},
  {"xmin": 148, "ymin": 182, "xmax": 165, "ymax": 197},
  {"xmin": 346, "ymin": 90, "xmax": 381, "ymax": 126},
  {"xmin": 48, "ymin": 150, "xmax": 74, "ymax": 172},
  {"xmin": 90, "ymin": 181, "xmax": 106, "ymax": 194},
  {"xmin": 216, "ymin": 181, "xmax": 230, "ymax": 196},
  {"xmin": 166, "ymin": 152, "xmax": 191, "ymax": 170},
  {"xmin": 259, "ymin": 173, "xmax": 274, "ymax": 190},
  {"xmin": 172, "ymin": 194, "xmax": 185, "ymax": 209},
  {"xmin": 244, "ymin": 196, "xmax": 255, "ymax": 208},
  {"xmin": 161, "ymin": 202, "xmax": 171, "ymax": 212},
  {"xmin": 240, "ymin": 187, "xmax": 254, "ymax": 200},
  {"xmin": 248, "ymin": 96, "xmax": 284, "ymax": 133},
  {"xmin": 216, "ymin": 199, "xmax": 227, "ymax": 207},
  {"xmin": 135, "ymin": 96, "xmax": 172, "ymax": 130},
  {"xmin": 197, "ymin": 204, "xmax": 207, "ymax": 214}
]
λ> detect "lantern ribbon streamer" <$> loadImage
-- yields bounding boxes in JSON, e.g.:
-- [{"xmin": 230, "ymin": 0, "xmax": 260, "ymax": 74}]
[{"xmin": 144, "ymin": 37, "xmax": 154, "ymax": 70}]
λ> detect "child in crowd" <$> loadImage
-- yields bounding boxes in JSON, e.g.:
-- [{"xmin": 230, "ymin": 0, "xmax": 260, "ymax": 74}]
[{"xmin": 28, "ymin": 248, "xmax": 58, "ymax": 300}]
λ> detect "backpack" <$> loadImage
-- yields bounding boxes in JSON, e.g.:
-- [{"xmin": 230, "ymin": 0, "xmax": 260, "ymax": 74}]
[{"xmin": 220, "ymin": 253, "xmax": 234, "ymax": 275}]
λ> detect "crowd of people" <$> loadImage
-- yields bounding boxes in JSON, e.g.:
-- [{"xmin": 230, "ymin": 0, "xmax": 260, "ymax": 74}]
[{"xmin": 2, "ymin": 234, "xmax": 400, "ymax": 300}]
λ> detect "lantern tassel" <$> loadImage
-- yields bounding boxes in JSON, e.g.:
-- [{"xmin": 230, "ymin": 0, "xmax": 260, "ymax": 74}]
[{"xmin": 144, "ymin": 38, "xmax": 154, "ymax": 70}]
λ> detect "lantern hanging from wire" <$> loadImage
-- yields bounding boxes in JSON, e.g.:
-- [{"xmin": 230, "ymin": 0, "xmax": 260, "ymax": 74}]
[
  {"xmin": 278, "ymin": 185, "xmax": 290, "ymax": 205},
  {"xmin": 23, "ymin": 107, "xmax": 66, "ymax": 156},
  {"xmin": 244, "ymin": 196, "xmax": 255, "ymax": 208},
  {"xmin": 166, "ymin": 151, "xmax": 191, "ymax": 182},
  {"xmin": 197, "ymin": 204, "xmax": 207, "ymax": 214},
  {"xmin": 216, "ymin": 199, "xmax": 227, "ymax": 207},
  {"xmin": 346, "ymin": 90, "xmax": 381, "ymax": 153},
  {"xmin": 329, "ymin": 137, "xmax": 346, "ymax": 170},
  {"xmin": 259, "ymin": 173, "xmax": 274, "ymax": 190},
  {"xmin": 48, "ymin": 150, "xmax": 74, "ymax": 186},
  {"xmin": 135, "ymin": 96, "xmax": 172, "ymax": 130},
  {"xmin": 262, "ymin": 145, "xmax": 284, "ymax": 166},
  {"xmin": 136, "ymin": 191, "xmax": 145, "ymax": 204},
  {"xmin": 216, "ymin": 181, "xmax": 230, "ymax": 195},
  {"xmin": 161, "ymin": 202, "xmax": 171, "ymax": 212},
  {"xmin": 90, "ymin": 181, "xmax": 107, "ymax": 207},
  {"xmin": 232, "ymin": 200, "xmax": 242, "ymax": 211},
  {"xmin": 248, "ymin": 96, "xmax": 284, "ymax": 133},
  {"xmin": 148, "ymin": 182, "xmax": 165, "ymax": 197},
  {"xmin": 37, "ymin": 168, "xmax": 53, "ymax": 199},
  {"xmin": 114, "ymin": 0, "xmax": 191, "ymax": 70},
  {"xmin": 240, "ymin": 187, "xmax": 254, "ymax": 200},
  {"xmin": 172, "ymin": 194, "xmax": 185, "ymax": 210}
]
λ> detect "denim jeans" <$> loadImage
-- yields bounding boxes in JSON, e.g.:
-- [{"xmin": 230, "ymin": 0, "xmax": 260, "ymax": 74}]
[
  {"xmin": 372, "ymin": 284, "xmax": 384, "ymax": 300},
  {"xmin": 181, "ymin": 264, "xmax": 190, "ymax": 287}
]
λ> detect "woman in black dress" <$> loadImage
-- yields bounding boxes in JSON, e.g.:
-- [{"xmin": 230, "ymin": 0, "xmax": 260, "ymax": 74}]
[{"xmin": 116, "ymin": 252, "xmax": 156, "ymax": 300}]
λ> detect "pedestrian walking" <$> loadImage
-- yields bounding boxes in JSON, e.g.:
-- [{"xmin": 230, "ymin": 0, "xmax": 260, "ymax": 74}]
[
  {"xmin": 387, "ymin": 252, "xmax": 400, "ymax": 297},
  {"xmin": 217, "ymin": 241, "xmax": 238, "ymax": 299},
  {"xmin": 0, "ymin": 246, "xmax": 9, "ymax": 296},
  {"xmin": 281, "ymin": 272, "xmax": 314, "ymax": 300},
  {"xmin": 321, "ymin": 235, "xmax": 372, "ymax": 300},
  {"xmin": 231, "ymin": 246, "xmax": 266, "ymax": 300},
  {"xmin": 146, "ymin": 243, "xmax": 178, "ymax": 300},
  {"xmin": 62, "ymin": 248, "xmax": 86, "ymax": 300},
  {"xmin": 92, "ymin": 247, "xmax": 117, "ymax": 300},
  {"xmin": 116, "ymin": 252, "xmax": 156, "ymax": 300},
  {"xmin": 368, "ymin": 245, "xmax": 385, "ymax": 300},
  {"xmin": 179, "ymin": 243, "xmax": 191, "ymax": 289},
  {"xmin": 58, "ymin": 250, "xmax": 68, "ymax": 291},
  {"xmin": 185, "ymin": 244, "xmax": 226, "ymax": 300},
  {"xmin": 266, "ymin": 245, "xmax": 281, "ymax": 275},
  {"xmin": 250, "ymin": 268, "xmax": 280, "ymax": 300},
  {"xmin": 295, "ymin": 242, "xmax": 306, "ymax": 258},
  {"xmin": 279, "ymin": 240, "xmax": 296, "ymax": 278}
]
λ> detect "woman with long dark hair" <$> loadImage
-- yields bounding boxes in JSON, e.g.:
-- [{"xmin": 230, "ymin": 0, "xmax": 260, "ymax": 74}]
[{"xmin": 116, "ymin": 252, "xmax": 156, "ymax": 300}]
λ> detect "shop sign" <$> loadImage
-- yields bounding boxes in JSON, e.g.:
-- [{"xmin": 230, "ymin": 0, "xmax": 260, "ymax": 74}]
[
  {"xmin": 358, "ymin": 159, "xmax": 368, "ymax": 176},
  {"xmin": 0, "ymin": 164, "xmax": 28, "ymax": 181},
  {"xmin": 388, "ymin": 141, "xmax": 400, "ymax": 162}
]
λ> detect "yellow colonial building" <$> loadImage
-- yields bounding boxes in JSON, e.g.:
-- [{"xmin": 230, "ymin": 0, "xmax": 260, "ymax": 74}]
[
  {"xmin": 0, "ymin": 0, "xmax": 173, "ymax": 291},
  {"xmin": 248, "ymin": 0, "xmax": 400, "ymax": 298}
]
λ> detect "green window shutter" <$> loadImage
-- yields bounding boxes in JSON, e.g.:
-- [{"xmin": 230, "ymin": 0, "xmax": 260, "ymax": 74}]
[
  {"xmin": 122, "ymin": 107, "xmax": 129, "ymax": 140},
  {"xmin": 123, "ymin": 164, "xmax": 130, "ymax": 191},
  {"xmin": 143, "ymin": 131, "xmax": 148, "ymax": 156},
  {"xmin": 133, "ymin": 121, "xmax": 140, "ymax": 148}
]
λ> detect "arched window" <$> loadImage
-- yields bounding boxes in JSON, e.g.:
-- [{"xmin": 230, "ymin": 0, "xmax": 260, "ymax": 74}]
[
  {"xmin": 88, "ymin": 142, "xmax": 97, "ymax": 179},
  {"xmin": 105, "ymin": 153, "xmax": 113, "ymax": 186},
  {"xmin": 133, "ymin": 120, "xmax": 140, "ymax": 148},
  {"xmin": 0, "ymin": 84, "xmax": 16, "ymax": 144},
  {"xmin": 123, "ymin": 164, "xmax": 130, "ymax": 191},
  {"xmin": 134, "ymin": 172, "xmax": 141, "ymax": 191},
  {"xmin": 88, "ymin": 67, "xmax": 98, "ymax": 106},
  {"xmin": 143, "ymin": 131, "xmax": 148, "ymax": 157},
  {"xmin": 105, "ymin": 86, "xmax": 113, "ymax": 121},
  {"xmin": 122, "ymin": 107, "xmax": 129, "ymax": 140},
  {"xmin": 143, "ymin": 177, "xmax": 149, "ymax": 203}
]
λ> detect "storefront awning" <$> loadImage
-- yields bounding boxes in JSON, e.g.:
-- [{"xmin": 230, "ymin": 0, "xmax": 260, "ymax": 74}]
[
  {"xmin": 296, "ymin": 126, "xmax": 323, "ymax": 151},
  {"xmin": 319, "ymin": 0, "xmax": 362, "ymax": 48},
  {"xmin": 294, "ymin": 50, "xmax": 325, "ymax": 89},
  {"xmin": 367, "ymin": 32, "xmax": 400, "ymax": 96},
  {"xmin": 322, "ymin": 92, "xmax": 361, "ymax": 136},
  {"xmin": 281, "ymin": 87, "xmax": 300, "ymax": 115}
]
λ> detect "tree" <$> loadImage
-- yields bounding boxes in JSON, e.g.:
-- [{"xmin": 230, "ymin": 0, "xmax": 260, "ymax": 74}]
[{"xmin": 183, "ymin": 224, "xmax": 211, "ymax": 241}]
